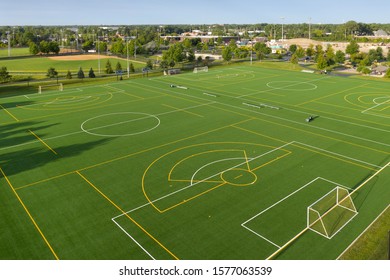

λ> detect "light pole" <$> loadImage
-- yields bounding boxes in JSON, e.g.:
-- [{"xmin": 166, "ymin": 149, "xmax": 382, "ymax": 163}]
[
  {"xmin": 97, "ymin": 34, "xmax": 101, "ymax": 74},
  {"xmin": 309, "ymin": 17, "xmax": 312, "ymax": 40},
  {"xmin": 126, "ymin": 37, "xmax": 130, "ymax": 78},
  {"xmin": 280, "ymin": 17, "xmax": 285, "ymax": 41},
  {"xmin": 6, "ymin": 31, "xmax": 11, "ymax": 57}
]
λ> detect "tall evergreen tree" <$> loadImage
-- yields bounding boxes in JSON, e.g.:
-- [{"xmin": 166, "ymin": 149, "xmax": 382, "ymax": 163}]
[
  {"xmin": 105, "ymin": 60, "xmax": 113, "ymax": 74},
  {"xmin": 77, "ymin": 67, "xmax": 85, "ymax": 79},
  {"xmin": 88, "ymin": 67, "xmax": 95, "ymax": 78}
]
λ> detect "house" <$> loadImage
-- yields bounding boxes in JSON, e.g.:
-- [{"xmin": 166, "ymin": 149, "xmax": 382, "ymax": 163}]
[
  {"xmin": 371, "ymin": 65, "xmax": 388, "ymax": 75},
  {"xmin": 373, "ymin": 30, "xmax": 388, "ymax": 37}
]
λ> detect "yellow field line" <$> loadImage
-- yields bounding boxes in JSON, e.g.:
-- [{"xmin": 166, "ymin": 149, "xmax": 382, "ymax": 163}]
[
  {"xmin": 212, "ymin": 104, "xmax": 389, "ymax": 155},
  {"xmin": 76, "ymin": 171, "xmax": 179, "ymax": 260},
  {"xmin": 0, "ymin": 166, "xmax": 59, "ymax": 260},
  {"xmin": 243, "ymin": 150, "xmax": 251, "ymax": 171},
  {"xmin": 291, "ymin": 143, "xmax": 377, "ymax": 171},
  {"xmin": 268, "ymin": 160, "xmax": 390, "ymax": 260},
  {"xmin": 251, "ymin": 151, "xmax": 292, "ymax": 172},
  {"xmin": 232, "ymin": 124, "xmax": 378, "ymax": 171},
  {"xmin": 298, "ymin": 83, "xmax": 370, "ymax": 106},
  {"xmin": 160, "ymin": 182, "xmax": 227, "ymax": 213},
  {"xmin": 162, "ymin": 103, "xmax": 204, "ymax": 118},
  {"xmin": 29, "ymin": 130, "xmax": 58, "ymax": 155},
  {"xmin": 0, "ymin": 104, "xmax": 19, "ymax": 122}
]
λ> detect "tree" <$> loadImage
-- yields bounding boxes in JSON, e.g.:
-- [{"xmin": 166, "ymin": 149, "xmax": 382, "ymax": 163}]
[
  {"xmin": 335, "ymin": 50, "xmax": 346, "ymax": 64},
  {"xmin": 385, "ymin": 68, "xmax": 390, "ymax": 79},
  {"xmin": 0, "ymin": 66, "xmax": 12, "ymax": 83},
  {"xmin": 88, "ymin": 67, "xmax": 95, "ymax": 78},
  {"xmin": 314, "ymin": 45, "xmax": 324, "ymax": 62},
  {"xmin": 295, "ymin": 46, "xmax": 306, "ymax": 58},
  {"xmin": 325, "ymin": 45, "xmax": 336, "ymax": 66},
  {"xmin": 39, "ymin": 41, "xmax": 50, "ymax": 55},
  {"xmin": 82, "ymin": 40, "xmax": 94, "ymax": 52},
  {"xmin": 345, "ymin": 40, "xmax": 360, "ymax": 55},
  {"xmin": 46, "ymin": 67, "xmax": 58, "ymax": 80},
  {"xmin": 115, "ymin": 61, "xmax": 122, "ymax": 72},
  {"xmin": 289, "ymin": 44, "xmax": 297, "ymax": 53},
  {"xmin": 66, "ymin": 70, "xmax": 72, "ymax": 79},
  {"xmin": 77, "ymin": 67, "xmax": 85, "ymax": 79},
  {"xmin": 187, "ymin": 50, "xmax": 195, "ymax": 63},
  {"xmin": 306, "ymin": 44, "xmax": 315, "ymax": 57},
  {"xmin": 222, "ymin": 46, "xmax": 233, "ymax": 63},
  {"xmin": 48, "ymin": 41, "xmax": 60, "ymax": 54},
  {"xmin": 290, "ymin": 53, "xmax": 299, "ymax": 65},
  {"xmin": 29, "ymin": 42, "xmax": 39, "ymax": 55},
  {"xmin": 129, "ymin": 62, "xmax": 135, "ymax": 73},
  {"xmin": 146, "ymin": 59, "xmax": 153, "ymax": 70},
  {"xmin": 316, "ymin": 55, "xmax": 328, "ymax": 70},
  {"xmin": 105, "ymin": 60, "xmax": 113, "ymax": 74}
]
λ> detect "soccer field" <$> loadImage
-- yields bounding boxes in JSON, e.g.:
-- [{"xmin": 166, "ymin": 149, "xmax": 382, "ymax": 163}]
[{"xmin": 0, "ymin": 64, "xmax": 389, "ymax": 260}]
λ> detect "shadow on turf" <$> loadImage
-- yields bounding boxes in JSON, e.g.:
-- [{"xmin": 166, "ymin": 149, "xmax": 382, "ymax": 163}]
[
  {"xmin": 0, "ymin": 121, "xmax": 112, "ymax": 177},
  {"xmin": 0, "ymin": 121, "xmax": 58, "ymax": 149}
]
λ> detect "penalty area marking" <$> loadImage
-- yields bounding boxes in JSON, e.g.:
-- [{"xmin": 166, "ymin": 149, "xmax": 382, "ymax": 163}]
[{"xmin": 81, "ymin": 112, "xmax": 161, "ymax": 137}]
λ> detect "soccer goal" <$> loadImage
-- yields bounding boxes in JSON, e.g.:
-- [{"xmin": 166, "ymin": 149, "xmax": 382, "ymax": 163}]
[
  {"xmin": 38, "ymin": 83, "xmax": 63, "ymax": 94},
  {"xmin": 193, "ymin": 66, "xmax": 208, "ymax": 73},
  {"xmin": 307, "ymin": 186, "xmax": 358, "ymax": 239}
]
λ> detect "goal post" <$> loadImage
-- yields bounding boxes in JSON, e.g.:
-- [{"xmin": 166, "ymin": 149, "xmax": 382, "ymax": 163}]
[
  {"xmin": 38, "ymin": 83, "xmax": 63, "ymax": 94},
  {"xmin": 193, "ymin": 66, "xmax": 208, "ymax": 73},
  {"xmin": 307, "ymin": 186, "xmax": 358, "ymax": 239}
]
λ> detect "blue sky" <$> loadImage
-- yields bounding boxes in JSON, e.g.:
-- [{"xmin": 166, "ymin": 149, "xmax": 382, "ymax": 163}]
[{"xmin": 1, "ymin": 0, "xmax": 389, "ymax": 25}]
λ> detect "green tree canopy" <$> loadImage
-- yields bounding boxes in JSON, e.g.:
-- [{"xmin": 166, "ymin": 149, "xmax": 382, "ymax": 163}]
[
  {"xmin": 222, "ymin": 46, "xmax": 233, "ymax": 63},
  {"xmin": 88, "ymin": 67, "xmax": 95, "ymax": 78},
  {"xmin": 0, "ymin": 66, "xmax": 12, "ymax": 83},
  {"xmin": 105, "ymin": 60, "xmax": 114, "ymax": 74},
  {"xmin": 77, "ymin": 67, "xmax": 85, "ymax": 79},
  {"xmin": 345, "ymin": 40, "xmax": 360, "ymax": 55},
  {"xmin": 46, "ymin": 67, "xmax": 58, "ymax": 79}
]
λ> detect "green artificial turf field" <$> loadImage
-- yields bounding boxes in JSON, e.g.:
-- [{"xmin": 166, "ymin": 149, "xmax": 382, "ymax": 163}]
[{"xmin": 0, "ymin": 64, "xmax": 389, "ymax": 260}]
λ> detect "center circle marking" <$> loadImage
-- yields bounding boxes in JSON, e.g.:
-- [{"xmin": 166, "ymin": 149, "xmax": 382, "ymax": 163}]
[
  {"xmin": 220, "ymin": 168, "xmax": 257, "ymax": 187},
  {"xmin": 81, "ymin": 112, "xmax": 160, "ymax": 137},
  {"xmin": 267, "ymin": 81, "xmax": 317, "ymax": 91}
]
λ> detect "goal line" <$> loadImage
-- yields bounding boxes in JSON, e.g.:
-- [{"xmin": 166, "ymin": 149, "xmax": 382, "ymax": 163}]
[{"xmin": 266, "ymin": 161, "xmax": 389, "ymax": 260}]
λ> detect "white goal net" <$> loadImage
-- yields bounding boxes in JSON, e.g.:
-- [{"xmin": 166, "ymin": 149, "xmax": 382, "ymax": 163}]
[
  {"xmin": 38, "ymin": 83, "xmax": 63, "ymax": 94},
  {"xmin": 193, "ymin": 66, "xmax": 208, "ymax": 73},
  {"xmin": 307, "ymin": 186, "xmax": 358, "ymax": 239}
]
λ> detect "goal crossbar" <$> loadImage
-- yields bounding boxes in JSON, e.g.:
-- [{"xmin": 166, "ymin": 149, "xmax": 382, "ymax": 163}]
[
  {"xmin": 38, "ymin": 83, "xmax": 63, "ymax": 93},
  {"xmin": 193, "ymin": 66, "xmax": 208, "ymax": 73}
]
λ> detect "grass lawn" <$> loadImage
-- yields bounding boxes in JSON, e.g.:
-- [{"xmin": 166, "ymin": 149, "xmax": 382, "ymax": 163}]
[
  {"xmin": 0, "ymin": 47, "xmax": 30, "ymax": 57},
  {"xmin": 0, "ymin": 55, "xmax": 146, "ymax": 74},
  {"xmin": 0, "ymin": 62, "xmax": 389, "ymax": 260}
]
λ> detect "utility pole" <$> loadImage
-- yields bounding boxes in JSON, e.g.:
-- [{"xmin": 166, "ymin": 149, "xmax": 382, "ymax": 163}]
[{"xmin": 6, "ymin": 31, "xmax": 11, "ymax": 57}]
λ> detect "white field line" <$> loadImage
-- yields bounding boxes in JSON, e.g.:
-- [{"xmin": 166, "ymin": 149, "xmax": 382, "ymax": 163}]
[
  {"xmin": 113, "ymin": 139, "xmax": 379, "ymax": 221},
  {"xmin": 318, "ymin": 177, "xmax": 354, "ymax": 191},
  {"xmin": 242, "ymin": 177, "xmax": 351, "ymax": 247},
  {"xmin": 241, "ymin": 224, "xmax": 281, "ymax": 248},
  {"xmin": 336, "ymin": 204, "xmax": 390, "ymax": 259},
  {"xmin": 111, "ymin": 218, "xmax": 155, "ymax": 260},
  {"xmin": 113, "ymin": 142, "xmax": 293, "ymax": 221},
  {"xmin": 277, "ymin": 104, "xmax": 390, "ymax": 133},
  {"xmin": 241, "ymin": 177, "xmax": 321, "ymax": 226},
  {"xmin": 295, "ymin": 142, "xmax": 384, "ymax": 169},
  {"xmin": 361, "ymin": 97, "xmax": 390, "ymax": 113},
  {"xmin": 236, "ymin": 76, "xmax": 329, "ymax": 99},
  {"xmin": 146, "ymin": 79, "xmax": 390, "ymax": 148},
  {"xmin": 0, "ymin": 102, "xmax": 215, "ymax": 153},
  {"xmin": 327, "ymin": 211, "xmax": 359, "ymax": 239}
]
